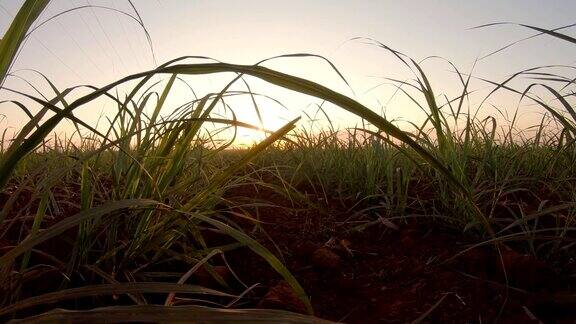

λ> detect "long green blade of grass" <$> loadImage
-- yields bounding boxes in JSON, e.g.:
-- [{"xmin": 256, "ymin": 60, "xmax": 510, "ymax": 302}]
[
  {"xmin": 0, "ymin": 60, "xmax": 466, "ymax": 195},
  {"xmin": 0, "ymin": 283, "xmax": 233, "ymax": 317},
  {"xmin": 0, "ymin": 0, "xmax": 50, "ymax": 86},
  {"xmin": 8, "ymin": 305, "xmax": 337, "ymax": 323}
]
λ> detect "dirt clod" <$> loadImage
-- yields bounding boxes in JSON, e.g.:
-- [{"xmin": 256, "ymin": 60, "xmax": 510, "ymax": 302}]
[{"xmin": 311, "ymin": 247, "xmax": 341, "ymax": 270}]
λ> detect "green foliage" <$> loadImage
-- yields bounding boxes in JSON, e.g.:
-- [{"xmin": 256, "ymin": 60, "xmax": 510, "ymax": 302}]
[
  {"xmin": 1, "ymin": 2, "xmax": 576, "ymax": 322},
  {"xmin": 0, "ymin": 0, "xmax": 50, "ymax": 86}
]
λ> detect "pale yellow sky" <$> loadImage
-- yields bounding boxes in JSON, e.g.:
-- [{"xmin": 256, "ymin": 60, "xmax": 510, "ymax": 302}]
[{"xmin": 1, "ymin": 0, "xmax": 575, "ymax": 145}]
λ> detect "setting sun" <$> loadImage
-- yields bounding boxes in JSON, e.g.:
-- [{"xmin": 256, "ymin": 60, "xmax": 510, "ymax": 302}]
[{"xmin": 1, "ymin": 1, "xmax": 576, "ymax": 322}]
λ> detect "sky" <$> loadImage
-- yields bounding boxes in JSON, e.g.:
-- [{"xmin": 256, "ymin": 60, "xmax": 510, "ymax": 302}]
[{"xmin": 0, "ymin": 0, "xmax": 575, "ymax": 145}]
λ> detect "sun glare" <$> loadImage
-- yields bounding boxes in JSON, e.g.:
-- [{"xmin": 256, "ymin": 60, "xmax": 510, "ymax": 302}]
[
  {"xmin": 233, "ymin": 105, "xmax": 292, "ymax": 147},
  {"xmin": 2, "ymin": 1, "xmax": 576, "ymax": 322}
]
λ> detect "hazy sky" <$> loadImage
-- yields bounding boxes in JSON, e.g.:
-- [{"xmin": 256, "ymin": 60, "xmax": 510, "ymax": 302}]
[{"xmin": 1, "ymin": 0, "xmax": 575, "ymax": 143}]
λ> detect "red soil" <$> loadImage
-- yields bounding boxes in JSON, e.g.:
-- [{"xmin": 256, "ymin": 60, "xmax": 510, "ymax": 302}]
[
  {"xmin": 2, "ymin": 179, "xmax": 576, "ymax": 323},
  {"xmin": 220, "ymin": 183, "xmax": 576, "ymax": 323}
]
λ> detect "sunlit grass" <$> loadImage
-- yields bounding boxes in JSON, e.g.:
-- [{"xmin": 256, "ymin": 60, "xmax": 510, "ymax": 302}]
[{"xmin": 1, "ymin": 0, "xmax": 576, "ymax": 322}]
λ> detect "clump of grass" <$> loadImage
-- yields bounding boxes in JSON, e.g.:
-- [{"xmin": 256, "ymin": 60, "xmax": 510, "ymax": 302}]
[
  {"xmin": 0, "ymin": 1, "xmax": 313, "ymax": 320},
  {"xmin": 256, "ymin": 31, "xmax": 576, "ymax": 262},
  {"xmin": 2, "ymin": 0, "xmax": 576, "ymax": 321}
]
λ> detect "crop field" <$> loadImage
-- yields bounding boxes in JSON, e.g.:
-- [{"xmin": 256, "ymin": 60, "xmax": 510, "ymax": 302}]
[{"xmin": 1, "ymin": 1, "xmax": 576, "ymax": 323}]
